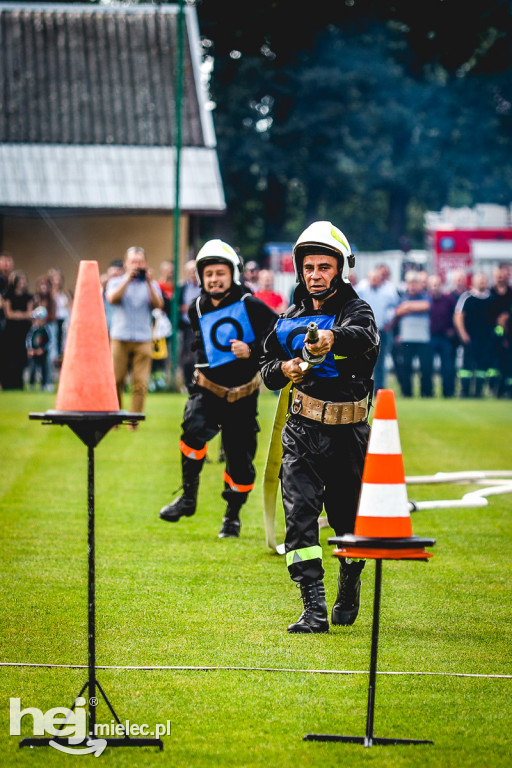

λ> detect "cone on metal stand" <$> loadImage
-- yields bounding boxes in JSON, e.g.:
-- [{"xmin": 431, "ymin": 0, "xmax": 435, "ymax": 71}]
[
  {"xmin": 24, "ymin": 261, "xmax": 161, "ymax": 752},
  {"xmin": 32, "ymin": 260, "xmax": 144, "ymax": 446},
  {"xmin": 304, "ymin": 389, "xmax": 435, "ymax": 748}
]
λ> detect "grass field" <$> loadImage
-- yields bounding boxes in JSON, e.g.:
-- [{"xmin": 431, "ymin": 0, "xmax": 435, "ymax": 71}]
[{"xmin": 0, "ymin": 387, "xmax": 511, "ymax": 767}]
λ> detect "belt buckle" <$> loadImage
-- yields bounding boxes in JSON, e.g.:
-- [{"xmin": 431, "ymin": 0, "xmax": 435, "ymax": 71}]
[{"xmin": 291, "ymin": 393, "xmax": 303, "ymax": 415}]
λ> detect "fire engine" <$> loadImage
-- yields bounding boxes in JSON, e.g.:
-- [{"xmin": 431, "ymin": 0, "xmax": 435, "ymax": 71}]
[{"xmin": 425, "ymin": 204, "xmax": 512, "ymax": 283}]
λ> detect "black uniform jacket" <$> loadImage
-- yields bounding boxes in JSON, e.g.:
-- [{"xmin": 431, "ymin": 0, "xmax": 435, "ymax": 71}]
[
  {"xmin": 260, "ymin": 283, "xmax": 380, "ymax": 404},
  {"xmin": 189, "ymin": 284, "xmax": 277, "ymax": 388}
]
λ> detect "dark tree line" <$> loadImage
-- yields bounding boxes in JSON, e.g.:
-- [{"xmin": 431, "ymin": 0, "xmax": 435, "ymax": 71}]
[{"xmin": 195, "ymin": 0, "xmax": 512, "ymax": 258}]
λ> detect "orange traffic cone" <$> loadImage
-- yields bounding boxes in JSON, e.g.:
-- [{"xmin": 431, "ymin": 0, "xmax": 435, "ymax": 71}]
[
  {"xmin": 331, "ymin": 389, "xmax": 434, "ymax": 560},
  {"xmin": 55, "ymin": 260, "xmax": 119, "ymax": 412}
]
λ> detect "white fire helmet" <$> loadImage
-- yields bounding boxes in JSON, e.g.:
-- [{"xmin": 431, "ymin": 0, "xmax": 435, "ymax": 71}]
[
  {"xmin": 195, "ymin": 239, "xmax": 241, "ymax": 287},
  {"xmin": 293, "ymin": 220, "xmax": 355, "ymax": 285}
]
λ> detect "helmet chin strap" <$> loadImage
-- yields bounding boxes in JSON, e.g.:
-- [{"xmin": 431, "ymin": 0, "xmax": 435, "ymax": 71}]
[
  {"xmin": 307, "ymin": 273, "xmax": 341, "ymax": 301},
  {"xmin": 206, "ymin": 287, "xmax": 231, "ymax": 300}
]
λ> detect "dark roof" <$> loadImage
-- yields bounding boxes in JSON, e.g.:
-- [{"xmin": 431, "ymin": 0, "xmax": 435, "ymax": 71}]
[{"xmin": 0, "ymin": 2, "xmax": 209, "ymax": 147}]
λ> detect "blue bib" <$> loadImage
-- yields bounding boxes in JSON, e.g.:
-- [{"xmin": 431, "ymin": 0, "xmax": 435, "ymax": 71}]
[
  {"xmin": 199, "ymin": 300, "xmax": 256, "ymax": 368},
  {"xmin": 276, "ymin": 315, "xmax": 338, "ymax": 378}
]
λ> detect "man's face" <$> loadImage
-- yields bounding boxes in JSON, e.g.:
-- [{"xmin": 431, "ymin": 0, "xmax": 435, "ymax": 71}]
[
  {"xmin": 473, "ymin": 273, "xmax": 489, "ymax": 292},
  {"xmin": 406, "ymin": 277, "xmax": 421, "ymax": 296},
  {"xmin": 367, "ymin": 270, "xmax": 381, "ymax": 289},
  {"xmin": 125, "ymin": 251, "xmax": 146, "ymax": 272},
  {"xmin": 494, "ymin": 267, "xmax": 509, "ymax": 287},
  {"xmin": 303, "ymin": 254, "xmax": 339, "ymax": 297},
  {"xmin": 428, "ymin": 275, "xmax": 442, "ymax": 295},
  {"xmin": 203, "ymin": 263, "xmax": 232, "ymax": 295}
]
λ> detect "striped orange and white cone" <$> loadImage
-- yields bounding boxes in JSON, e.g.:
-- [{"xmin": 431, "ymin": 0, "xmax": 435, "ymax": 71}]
[
  {"xmin": 354, "ymin": 388, "xmax": 411, "ymax": 539},
  {"xmin": 331, "ymin": 389, "xmax": 435, "ymax": 560}
]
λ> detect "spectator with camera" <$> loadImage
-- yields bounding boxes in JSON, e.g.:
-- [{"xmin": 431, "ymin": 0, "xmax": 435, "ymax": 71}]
[{"xmin": 106, "ymin": 246, "xmax": 163, "ymax": 425}]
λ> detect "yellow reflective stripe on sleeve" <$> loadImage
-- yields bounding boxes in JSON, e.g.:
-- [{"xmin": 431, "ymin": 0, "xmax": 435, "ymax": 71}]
[
  {"xmin": 333, "ymin": 354, "xmax": 347, "ymax": 360},
  {"xmin": 286, "ymin": 545, "xmax": 323, "ymax": 568}
]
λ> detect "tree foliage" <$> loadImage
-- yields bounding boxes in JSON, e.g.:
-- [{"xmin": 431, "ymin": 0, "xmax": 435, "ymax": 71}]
[{"xmin": 195, "ymin": 0, "xmax": 512, "ymax": 258}]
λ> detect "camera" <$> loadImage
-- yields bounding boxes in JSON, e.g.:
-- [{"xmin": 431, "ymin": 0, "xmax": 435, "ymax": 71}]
[{"xmin": 134, "ymin": 268, "xmax": 147, "ymax": 281}]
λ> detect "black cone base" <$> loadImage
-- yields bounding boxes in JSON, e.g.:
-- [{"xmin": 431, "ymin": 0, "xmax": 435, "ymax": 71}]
[
  {"xmin": 304, "ymin": 733, "xmax": 433, "ymax": 746},
  {"xmin": 19, "ymin": 736, "xmax": 163, "ymax": 750},
  {"xmin": 29, "ymin": 410, "xmax": 144, "ymax": 447}
]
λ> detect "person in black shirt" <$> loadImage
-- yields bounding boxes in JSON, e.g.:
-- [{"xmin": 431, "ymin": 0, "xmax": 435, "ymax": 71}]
[
  {"xmin": 3, "ymin": 270, "xmax": 34, "ymax": 389},
  {"xmin": 261, "ymin": 221, "xmax": 379, "ymax": 633},
  {"xmin": 159, "ymin": 240, "xmax": 277, "ymax": 538},
  {"xmin": 489, "ymin": 264, "xmax": 512, "ymax": 396},
  {"xmin": 454, "ymin": 273, "xmax": 495, "ymax": 397}
]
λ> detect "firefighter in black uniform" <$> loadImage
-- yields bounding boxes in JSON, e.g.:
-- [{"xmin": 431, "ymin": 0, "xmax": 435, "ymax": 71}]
[
  {"xmin": 453, "ymin": 272, "xmax": 495, "ymax": 398},
  {"xmin": 260, "ymin": 221, "xmax": 379, "ymax": 633},
  {"xmin": 159, "ymin": 240, "xmax": 277, "ymax": 538}
]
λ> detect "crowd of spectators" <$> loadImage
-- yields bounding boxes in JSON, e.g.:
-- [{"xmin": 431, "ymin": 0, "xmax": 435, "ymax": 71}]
[
  {"xmin": 1, "ymin": 250, "xmax": 511, "ymax": 399},
  {"xmin": 0, "ymin": 253, "xmax": 72, "ymax": 391},
  {"xmin": 355, "ymin": 262, "xmax": 512, "ymax": 399}
]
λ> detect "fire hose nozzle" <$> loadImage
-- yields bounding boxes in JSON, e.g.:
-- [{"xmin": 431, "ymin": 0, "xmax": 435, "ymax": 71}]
[{"xmin": 299, "ymin": 321, "xmax": 326, "ymax": 371}]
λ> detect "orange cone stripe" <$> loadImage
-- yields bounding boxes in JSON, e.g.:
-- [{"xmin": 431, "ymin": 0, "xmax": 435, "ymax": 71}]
[
  {"xmin": 362, "ymin": 453, "xmax": 406, "ymax": 484},
  {"xmin": 223, "ymin": 471, "xmax": 254, "ymax": 493},
  {"xmin": 354, "ymin": 515, "xmax": 413, "ymax": 538},
  {"xmin": 179, "ymin": 440, "xmax": 207, "ymax": 460},
  {"xmin": 334, "ymin": 547, "xmax": 432, "ymax": 561}
]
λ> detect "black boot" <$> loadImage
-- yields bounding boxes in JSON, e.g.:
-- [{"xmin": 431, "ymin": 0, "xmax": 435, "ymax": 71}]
[
  {"xmin": 159, "ymin": 455, "xmax": 202, "ymax": 522},
  {"xmin": 218, "ymin": 496, "xmax": 243, "ymax": 538},
  {"xmin": 287, "ymin": 580, "xmax": 329, "ymax": 634},
  {"xmin": 218, "ymin": 489, "xmax": 246, "ymax": 538},
  {"xmin": 218, "ymin": 513, "xmax": 241, "ymax": 538},
  {"xmin": 331, "ymin": 558, "xmax": 365, "ymax": 626}
]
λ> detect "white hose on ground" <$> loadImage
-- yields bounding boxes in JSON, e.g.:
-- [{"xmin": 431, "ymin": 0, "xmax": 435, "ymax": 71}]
[{"xmin": 406, "ymin": 470, "xmax": 512, "ymax": 485}]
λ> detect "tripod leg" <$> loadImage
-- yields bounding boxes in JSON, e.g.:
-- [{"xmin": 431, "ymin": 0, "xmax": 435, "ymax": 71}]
[
  {"xmin": 364, "ymin": 558, "xmax": 382, "ymax": 747},
  {"xmin": 88, "ymin": 445, "xmax": 96, "ymax": 737}
]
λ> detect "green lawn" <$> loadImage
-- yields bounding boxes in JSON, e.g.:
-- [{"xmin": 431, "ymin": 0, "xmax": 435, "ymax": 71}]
[{"xmin": 0, "ymin": 388, "xmax": 511, "ymax": 767}]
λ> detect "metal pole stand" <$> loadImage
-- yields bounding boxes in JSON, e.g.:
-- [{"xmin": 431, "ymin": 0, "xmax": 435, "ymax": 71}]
[
  {"xmin": 20, "ymin": 411, "xmax": 163, "ymax": 751},
  {"xmin": 304, "ymin": 559, "xmax": 433, "ymax": 747}
]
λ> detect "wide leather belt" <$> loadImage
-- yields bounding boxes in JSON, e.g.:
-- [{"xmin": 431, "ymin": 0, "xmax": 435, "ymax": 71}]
[
  {"xmin": 290, "ymin": 390, "xmax": 368, "ymax": 425},
  {"xmin": 195, "ymin": 370, "xmax": 260, "ymax": 403}
]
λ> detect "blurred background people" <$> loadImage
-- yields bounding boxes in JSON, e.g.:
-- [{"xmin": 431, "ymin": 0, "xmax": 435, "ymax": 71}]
[
  {"xmin": 0, "ymin": 254, "xmax": 14, "ymax": 389},
  {"xmin": 26, "ymin": 306, "xmax": 50, "ymax": 390},
  {"xmin": 243, "ymin": 260, "xmax": 260, "ymax": 293},
  {"xmin": 394, "ymin": 270, "xmax": 432, "ymax": 397},
  {"xmin": 2, "ymin": 270, "xmax": 34, "ymax": 389},
  {"xmin": 48, "ymin": 266, "xmax": 72, "ymax": 361},
  {"xmin": 106, "ymin": 247, "xmax": 163, "ymax": 423},
  {"xmin": 101, "ymin": 259, "xmax": 124, "ymax": 334},
  {"xmin": 177, "ymin": 259, "xmax": 201, "ymax": 391},
  {"xmin": 254, "ymin": 269, "xmax": 288, "ymax": 314},
  {"xmin": 427, "ymin": 274, "xmax": 457, "ymax": 397},
  {"xmin": 356, "ymin": 266, "xmax": 399, "ymax": 394},
  {"xmin": 158, "ymin": 259, "xmax": 175, "ymax": 317},
  {"xmin": 0, "ymin": 253, "xmax": 14, "ymax": 296},
  {"xmin": 33, "ymin": 274, "xmax": 57, "ymax": 387},
  {"xmin": 453, "ymin": 272, "xmax": 494, "ymax": 398},
  {"xmin": 489, "ymin": 263, "xmax": 512, "ymax": 396}
]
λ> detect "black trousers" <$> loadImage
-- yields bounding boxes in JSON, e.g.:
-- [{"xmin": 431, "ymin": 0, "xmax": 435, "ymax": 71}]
[
  {"xmin": 400, "ymin": 341, "xmax": 433, "ymax": 397},
  {"xmin": 180, "ymin": 388, "xmax": 259, "ymax": 507},
  {"xmin": 281, "ymin": 415, "xmax": 370, "ymax": 584}
]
